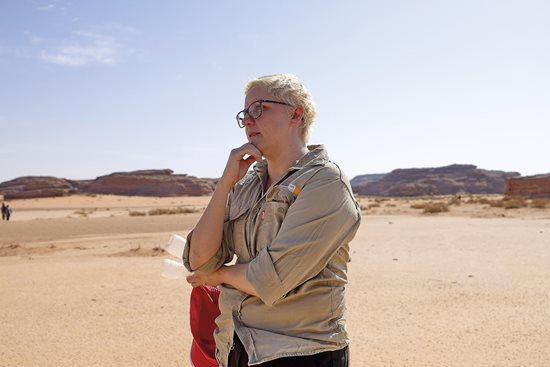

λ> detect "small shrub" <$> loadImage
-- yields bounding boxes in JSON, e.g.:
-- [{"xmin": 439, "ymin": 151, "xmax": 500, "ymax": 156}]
[
  {"xmin": 504, "ymin": 199, "xmax": 527, "ymax": 209},
  {"xmin": 148, "ymin": 208, "xmax": 170, "ymax": 216},
  {"xmin": 180, "ymin": 207, "xmax": 203, "ymax": 214},
  {"xmin": 466, "ymin": 196, "xmax": 486, "ymax": 204},
  {"xmin": 489, "ymin": 197, "xmax": 528, "ymax": 209},
  {"xmin": 129, "ymin": 211, "xmax": 146, "ymax": 217},
  {"xmin": 411, "ymin": 202, "xmax": 449, "ymax": 214},
  {"xmin": 422, "ymin": 202, "xmax": 449, "ymax": 214},
  {"xmin": 152, "ymin": 246, "xmax": 165, "ymax": 254},
  {"xmin": 531, "ymin": 198, "xmax": 550, "ymax": 209},
  {"xmin": 488, "ymin": 200, "xmax": 504, "ymax": 208},
  {"xmin": 73, "ymin": 209, "xmax": 89, "ymax": 217},
  {"xmin": 410, "ymin": 203, "xmax": 426, "ymax": 210},
  {"xmin": 448, "ymin": 197, "xmax": 462, "ymax": 206},
  {"xmin": 360, "ymin": 203, "xmax": 381, "ymax": 211},
  {"xmin": 148, "ymin": 207, "xmax": 202, "ymax": 216}
]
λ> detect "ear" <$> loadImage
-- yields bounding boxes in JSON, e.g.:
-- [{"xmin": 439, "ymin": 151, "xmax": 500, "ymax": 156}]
[{"xmin": 289, "ymin": 105, "xmax": 305, "ymax": 126}]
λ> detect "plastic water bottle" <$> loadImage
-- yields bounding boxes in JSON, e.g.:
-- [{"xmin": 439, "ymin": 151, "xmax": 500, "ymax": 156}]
[
  {"xmin": 161, "ymin": 234, "xmax": 188, "ymax": 279},
  {"xmin": 166, "ymin": 234, "xmax": 186, "ymax": 258},
  {"xmin": 161, "ymin": 258, "xmax": 187, "ymax": 279}
]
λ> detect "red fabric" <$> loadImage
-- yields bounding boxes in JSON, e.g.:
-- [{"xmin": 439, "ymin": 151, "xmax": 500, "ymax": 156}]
[{"xmin": 190, "ymin": 286, "xmax": 220, "ymax": 367}]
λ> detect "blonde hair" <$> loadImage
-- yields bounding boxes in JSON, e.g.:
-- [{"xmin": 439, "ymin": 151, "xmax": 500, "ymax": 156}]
[{"xmin": 244, "ymin": 74, "xmax": 316, "ymax": 143}]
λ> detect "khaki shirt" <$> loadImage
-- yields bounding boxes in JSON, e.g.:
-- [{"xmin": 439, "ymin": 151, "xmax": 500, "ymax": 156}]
[{"xmin": 183, "ymin": 145, "xmax": 361, "ymax": 366}]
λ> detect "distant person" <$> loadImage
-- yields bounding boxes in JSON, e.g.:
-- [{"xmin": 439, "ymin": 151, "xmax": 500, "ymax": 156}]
[
  {"xmin": 1, "ymin": 202, "xmax": 6, "ymax": 220},
  {"xmin": 5, "ymin": 205, "xmax": 12, "ymax": 221},
  {"xmin": 183, "ymin": 74, "xmax": 361, "ymax": 367}
]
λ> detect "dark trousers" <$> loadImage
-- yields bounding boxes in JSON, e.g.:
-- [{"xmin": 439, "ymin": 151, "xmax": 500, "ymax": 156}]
[{"xmin": 228, "ymin": 334, "xmax": 349, "ymax": 367}]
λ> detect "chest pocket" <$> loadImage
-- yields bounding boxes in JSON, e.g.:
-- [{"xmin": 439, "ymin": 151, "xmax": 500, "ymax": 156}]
[
  {"xmin": 251, "ymin": 185, "xmax": 296, "ymax": 256},
  {"xmin": 227, "ymin": 194, "xmax": 254, "ymax": 263}
]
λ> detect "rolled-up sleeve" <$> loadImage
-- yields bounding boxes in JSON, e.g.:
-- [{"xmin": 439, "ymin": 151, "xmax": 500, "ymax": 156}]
[
  {"xmin": 182, "ymin": 201, "xmax": 235, "ymax": 274},
  {"xmin": 182, "ymin": 229, "xmax": 233, "ymax": 273},
  {"xmin": 246, "ymin": 169, "xmax": 361, "ymax": 306}
]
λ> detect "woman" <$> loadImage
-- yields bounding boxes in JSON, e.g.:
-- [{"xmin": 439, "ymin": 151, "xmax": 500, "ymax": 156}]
[{"xmin": 184, "ymin": 74, "xmax": 361, "ymax": 367}]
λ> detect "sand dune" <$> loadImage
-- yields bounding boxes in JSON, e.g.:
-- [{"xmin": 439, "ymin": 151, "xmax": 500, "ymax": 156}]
[{"xmin": 1, "ymin": 195, "xmax": 549, "ymax": 366}]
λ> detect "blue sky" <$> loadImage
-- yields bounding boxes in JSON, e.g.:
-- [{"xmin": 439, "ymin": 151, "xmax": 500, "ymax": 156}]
[{"xmin": 1, "ymin": 0, "xmax": 548, "ymax": 183}]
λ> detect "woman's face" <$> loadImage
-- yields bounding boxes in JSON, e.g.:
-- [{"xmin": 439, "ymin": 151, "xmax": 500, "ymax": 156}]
[{"xmin": 242, "ymin": 86, "xmax": 293, "ymax": 157}]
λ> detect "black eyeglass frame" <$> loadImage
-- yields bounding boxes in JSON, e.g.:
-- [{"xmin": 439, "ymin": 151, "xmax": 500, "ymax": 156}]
[{"xmin": 236, "ymin": 99, "xmax": 293, "ymax": 128}]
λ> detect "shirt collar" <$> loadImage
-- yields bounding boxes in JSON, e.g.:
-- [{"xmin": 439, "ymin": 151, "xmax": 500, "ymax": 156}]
[
  {"xmin": 253, "ymin": 144, "xmax": 329, "ymax": 180},
  {"xmin": 290, "ymin": 144, "xmax": 329, "ymax": 169}
]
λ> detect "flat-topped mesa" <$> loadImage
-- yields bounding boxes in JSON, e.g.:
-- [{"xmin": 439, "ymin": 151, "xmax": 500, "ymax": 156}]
[
  {"xmin": 351, "ymin": 164, "xmax": 520, "ymax": 196},
  {"xmin": 0, "ymin": 170, "xmax": 216, "ymax": 199},
  {"xmin": 82, "ymin": 170, "xmax": 213, "ymax": 197},
  {"xmin": 350, "ymin": 174, "xmax": 386, "ymax": 187},
  {"xmin": 95, "ymin": 169, "xmax": 176, "ymax": 179},
  {"xmin": 505, "ymin": 174, "xmax": 550, "ymax": 198},
  {"xmin": 0, "ymin": 176, "xmax": 77, "ymax": 200}
]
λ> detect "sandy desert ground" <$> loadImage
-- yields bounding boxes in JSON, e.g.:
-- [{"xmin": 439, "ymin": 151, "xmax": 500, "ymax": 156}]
[{"xmin": 1, "ymin": 194, "xmax": 549, "ymax": 366}]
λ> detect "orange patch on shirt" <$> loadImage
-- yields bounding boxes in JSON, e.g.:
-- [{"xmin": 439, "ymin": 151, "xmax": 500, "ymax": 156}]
[{"xmin": 288, "ymin": 183, "xmax": 301, "ymax": 196}]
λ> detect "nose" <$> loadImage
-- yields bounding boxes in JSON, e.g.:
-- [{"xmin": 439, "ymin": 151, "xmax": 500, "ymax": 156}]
[{"xmin": 241, "ymin": 113, "xmax": 255, "ymax": 127}]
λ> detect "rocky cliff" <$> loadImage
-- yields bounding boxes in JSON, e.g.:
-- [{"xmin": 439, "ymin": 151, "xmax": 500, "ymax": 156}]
[
  {"xmin": 0, "ymin": 176, "xmax": 78, "ymax": 200},
  {"xmin": 505, "ymin": 174, "xmax": 550, "ymax": 198},
  {"xmin": 0, "ymin": 170, "xmax": 216, "ymax": 200},
  {"xmin": 79, "ymin": 169, "xmax": 215, "ymax": 197},
  {"xmin": 352, "ymin": 164, "xmax": 520, "ymax": 196},
  {"xmin": 350, "ymin": 173, "xmax": 387, "ymax": 187}
]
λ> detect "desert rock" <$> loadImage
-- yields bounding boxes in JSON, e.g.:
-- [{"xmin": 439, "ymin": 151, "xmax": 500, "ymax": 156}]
[
  {"xmin": 0, "ymin": 176, "xmax": 77, "ymax": 200},
  {"xmin": 80, "ymin": 169, "xmax": 215, "ymax": 197},
  {"xmin": 505, "ymin": 173, "xmax": 550, "ymax": 198},
  {"xmin": 352, "ymin": 164, "xmax": 520, "ymax": 196},
  {"xmin": 0, "ymin": 170, "xmax": 216, "ymax": 199}
]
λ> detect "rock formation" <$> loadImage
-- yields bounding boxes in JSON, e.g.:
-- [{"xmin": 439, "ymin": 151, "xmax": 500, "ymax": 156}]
[
  {"xmin": 505, "ymin": 174, "xmax": 550, "ymax": 198},
  {"xmin": 352, "ymin": 164, "xmax": 520, "ymax": 196},
  {"xmin": 0, "ymin": 170, "xmax": 216, "ymax": 200},
  {"xmin": 350, "ymin": 173, "xmax": 386, "ymax": 187},
  {"xmin": 79, "ymin": 169, "xmax": 215, "ymax": 197},
  {"xmin": 0, "ymin": 176, "xmax": 77, "ymax": 200}
]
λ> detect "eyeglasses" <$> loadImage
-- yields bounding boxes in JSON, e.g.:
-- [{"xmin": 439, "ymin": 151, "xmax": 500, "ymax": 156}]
[{"xmin": 236, "ymin": 99, "xmax": 292, "ymax": 128}]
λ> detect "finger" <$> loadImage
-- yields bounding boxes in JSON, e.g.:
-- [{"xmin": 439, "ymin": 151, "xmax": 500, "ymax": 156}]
[
  {"xmin": 234, "ymin": 149, "xmax": 260, "ymax": 162},
  {"xmin": 243, "ymin": 155, "xmax": 256, "ymax": 168},
  {"xmin": 243, "ymin": 143, "xmax": 263, "ymax": 160},
  {"xmin": 243, "ymin": 154, "xmax": 262, "ymax": 164},
  {"xmin": 234, "ymin": 144, "xmax": 262, "ymax": 161}
]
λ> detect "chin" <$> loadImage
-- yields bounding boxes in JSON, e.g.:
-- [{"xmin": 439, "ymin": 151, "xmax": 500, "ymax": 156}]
[{"xmin": 248, "ymin": 136, "xmax": 261, "ymax": 147}]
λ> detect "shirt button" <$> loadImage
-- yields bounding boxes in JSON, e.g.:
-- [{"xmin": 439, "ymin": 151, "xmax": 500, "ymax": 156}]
[{"xmin": 232, "ymin": 310, "xmax": 240, "ymax": 318}]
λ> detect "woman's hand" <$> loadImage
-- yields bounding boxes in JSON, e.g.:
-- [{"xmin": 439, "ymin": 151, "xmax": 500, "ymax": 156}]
[
  {"xmin": 186, "ymin": 144, "xmax": 260, "ymax": 270},
  {"xmin": 186, "ymin": 269, "xmax": 223, "ymax": 288},
  {"xmin": 217, "ymin": 143, "xmax": 263, "ymax": 190},
  {"xmin": 185, "ymin": 265, "xmax": 259, "ymax": 297}
]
